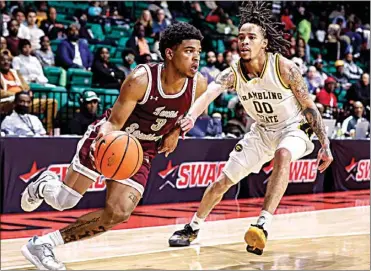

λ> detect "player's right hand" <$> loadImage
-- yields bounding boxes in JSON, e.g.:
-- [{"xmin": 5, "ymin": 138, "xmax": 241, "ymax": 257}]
[
  {"xmin": 89, "ymin": 132, "xmax": 104, "ymax": 169},
  {"xmin": 180, "ymin": 114, "xmax": 196, "ymax": 139}
]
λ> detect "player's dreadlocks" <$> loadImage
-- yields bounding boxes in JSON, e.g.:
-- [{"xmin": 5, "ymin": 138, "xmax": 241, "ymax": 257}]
[
  {"xmin": 159, "ymin": 22, "xmax": 204, "ymax": 60},
  {"xmin": 238, "ymin": 1, "xmax": 290, "ymax": 54}
]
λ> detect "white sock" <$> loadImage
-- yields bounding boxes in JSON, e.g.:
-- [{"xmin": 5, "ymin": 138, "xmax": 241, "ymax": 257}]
[
  {"xmin": 189, "ymin": 213, "xmax": 205, "ymax": 231},
  {"xmin": 37, "ymin": 230, "xmax": 64, "ymax": 247},
  {"xmin": 256, "ymin": 210, "xmax": 273, "ymax": 232}
]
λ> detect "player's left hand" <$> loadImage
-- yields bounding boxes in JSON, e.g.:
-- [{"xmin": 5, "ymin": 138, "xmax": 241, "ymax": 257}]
[
  {"xmin": 158, "ymin": 127, "xmax": 181, "ymax": 157},
  {"xmin": 317, "ymin": 144, "xmax": 333, "ymax": 173}
]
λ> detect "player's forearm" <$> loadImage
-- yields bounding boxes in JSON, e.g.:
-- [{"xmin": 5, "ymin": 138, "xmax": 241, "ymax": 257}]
[
  {"xmin": 302, "ymin": 105, "xmax": 330, "ymax": 147},
  {"xmin": 188, "ymin": 82, "xmax": 223, "ymax": 119}
]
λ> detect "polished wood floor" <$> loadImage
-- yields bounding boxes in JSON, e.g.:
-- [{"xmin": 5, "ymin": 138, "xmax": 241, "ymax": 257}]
[{"xmin": 1, "ymin": 206, "xmax": 369, "ymax": 270}]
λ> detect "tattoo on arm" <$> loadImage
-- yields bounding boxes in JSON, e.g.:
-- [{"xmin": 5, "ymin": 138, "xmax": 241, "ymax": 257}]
[
  {"xmin": 288, "ymin": 65, "xmax": 329, "ymax": 146},
  {"xmin": 128, "ymin": 192, "xmax": 139, "ymax": 205},
  {"xmin": 215, "ymin": 68, "xmax": 235, "ymax": 90}
]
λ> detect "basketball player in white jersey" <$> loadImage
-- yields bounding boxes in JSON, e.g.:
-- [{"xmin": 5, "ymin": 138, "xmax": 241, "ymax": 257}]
[{"xmin": 169, "ymin": 2, "xmax": 333, "ymax": 255}]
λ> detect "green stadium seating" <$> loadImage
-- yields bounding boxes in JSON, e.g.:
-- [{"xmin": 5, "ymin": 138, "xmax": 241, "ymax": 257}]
[{"xmin": 67, "ymin": 69, "xmax": 93, "ymax": 88}]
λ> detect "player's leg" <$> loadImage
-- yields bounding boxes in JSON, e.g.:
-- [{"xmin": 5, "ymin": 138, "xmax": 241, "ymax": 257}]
[
  {"xmin": 169, "ymin": 127, "xmax": 273, "ymax": 247},
  {"xmin": 21, "ymin": 180, "xmax": 142, "ymax": 270},
  {"xmin": 21, "ymin": 119, "xmax": 105, "ymax": 212},
  {"xmin": 245, "ymin": 134, "xmax": 313, "ymax": 255}
]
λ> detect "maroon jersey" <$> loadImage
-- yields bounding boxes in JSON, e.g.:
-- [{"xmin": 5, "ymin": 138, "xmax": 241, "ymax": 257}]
[{"xmin": 103, "ymin": 63, "xmax": 197, "ymax": 157}]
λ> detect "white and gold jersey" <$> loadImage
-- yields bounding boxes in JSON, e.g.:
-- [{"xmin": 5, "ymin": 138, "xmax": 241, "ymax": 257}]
[{"xmin": 230, "ymin": 52, "xmax": 305, "ymax": 130}]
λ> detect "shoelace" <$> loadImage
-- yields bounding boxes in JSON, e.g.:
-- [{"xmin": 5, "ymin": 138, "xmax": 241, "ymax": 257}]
[{"xmin": 41, "ymin": 243, "xmax": 56, "ymax": 259}]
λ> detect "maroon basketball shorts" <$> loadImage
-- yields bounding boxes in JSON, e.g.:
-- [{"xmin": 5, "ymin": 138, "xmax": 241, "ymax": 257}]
[{"xmin": 71, "ymin": 117, "xmax": 155, "ymax": 196}]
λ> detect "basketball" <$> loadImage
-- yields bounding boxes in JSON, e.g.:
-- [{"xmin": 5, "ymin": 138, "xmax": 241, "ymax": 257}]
[{"xmin": 94, "ymin": 131, "xmax": 143, "ymax": 180}]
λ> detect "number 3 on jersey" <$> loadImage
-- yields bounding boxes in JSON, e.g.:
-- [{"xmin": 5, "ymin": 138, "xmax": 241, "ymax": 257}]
[
  {"xmin": 253, "ymin": 101, "xmax": 273, "ymax": 114},
  {"xmin": 151, "ymin": 118, "xmax": 167, "ymax": 131}
]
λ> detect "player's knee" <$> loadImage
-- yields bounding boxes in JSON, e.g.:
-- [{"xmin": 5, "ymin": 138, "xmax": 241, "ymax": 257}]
[
  {"xmin": 210, "ymin": 174, "xmax": 235, "ymax": 195},
  {"xmin": 103, "ymin": 202, "xmax": 132, "ymax": 226},
  {"xmin": 44, "ymin": 181, "xmax": 82, "ymax": 211},
  {"xmin": 274, "ymin": 148, "xmax": 292, "ymax": 166}
]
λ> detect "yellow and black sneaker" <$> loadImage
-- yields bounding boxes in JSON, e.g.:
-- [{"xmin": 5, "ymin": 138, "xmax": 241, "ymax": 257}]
[
  {"xmin": 244, "ymin": 224, "xmax": 268, "ymax": 255},
  {"xmin": 169, "ymin": 224, "xmax": 199, "ymax": 247}
]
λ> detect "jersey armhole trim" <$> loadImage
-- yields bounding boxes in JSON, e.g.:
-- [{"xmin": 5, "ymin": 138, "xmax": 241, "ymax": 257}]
[
  {"xmin": 229, "ymin": 66, "xmax": 238, "ymax": 91},
  {"xmin": 275, "ymin": 54, "xmax": 291, "ymax": 90},
  {"xmin": 137, "ymin": 64, "xmax": 152, "ymax": 105}
]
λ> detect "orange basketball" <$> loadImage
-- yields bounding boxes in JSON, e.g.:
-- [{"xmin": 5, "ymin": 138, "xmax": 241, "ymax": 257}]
[{"xmin": 94, "ymin": 131, "xmax": 143, "ymax": 180}]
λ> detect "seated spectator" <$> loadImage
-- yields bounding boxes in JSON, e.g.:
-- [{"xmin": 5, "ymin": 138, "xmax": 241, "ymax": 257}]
[
  {"xmin": 314, "ymin": 59, "xmax": 328, "ymax": 87},
  {"xmin": 304, "ymin": 66, "xmax": 321, "ymax": 94},
  {"xmin": 215, "ymin": 52, "xmax": 228, "ymax": 71},
  {"xmin": 316, "ymin": 77, "xmax": 338, "ymax": 118},
  {"xmin": 56, "ymin": 24, "xmax": 93, "ymax": 70},
  {"xmin": 200, "ymin": 51, "xmax": 220, "ymax": 84},
  {"xmin": 118, "ymin": 49, "xmax": 136, "ymax": 78},
  {"xmin": 153, "ymin": 9, "xmax": 171, "ymax": 35},
  {"xmin": 332, "ymin": 60, "xmax": 351, "ymax": 90},
  {"xmin": 281, "ymin": 8, "xmax": 295, "ymax": 33},
  {"xmin": 12, "ymin": 39, "xmax": 48, "ymax": 84},
  {"xmin": 68, "ymin": 91, "xmax": 100, "ymax": 135},
  {"xmin": 0, "ymin": 36, "xmax": 7, "ymax": 50},
  {"xmin": 88, "ymin": 1, "xmax": 102, "ymax": 20},
  {"xmin": 5, "ymin": 19, "xmax": 24, "ymax": 56},
  {"xmin": 137, "ymin": 53, "xmax": 153, "ymax": 64},
  {"xmin": 136, "ymin": 10, "xmax": 154, "ymax": 37},
  {"xmin": 346, "ymin": 72, "xmax": 370, "ymax": 107},
  {"xmin": 92, "ymin": 47, "xmax": 124, "ymax": 89},
  {"xmin": 224, "ymin": 102, "xmax": 251, "ymax": 138},
  {"xmin": 228, "ymin": 39, "xmax": 239, "ymax": 62},
  {"xmin": 344, "ymin": 53, "xmax": 363, "ymax": 80},
  {"xmin": 0, "ymin": 50, "xmax": 57, "ymax": 132},
  {"xmin": 40, "ymin": 7, "xmax": 65, "ymax": 40},
  {"xmin": 25, "ymin": 9, "xmax": 45, "ymax": 50},
  {"xmin": 34, "ymin": 36, "xmax": 55, "ymax": 67},
  {"xmin": 13, "ymin": 8, "xmax": 30, "ymax": 40},
  {"xmin": 315, "ymin": 21, "xmax": 327, "ymax": 47},
  {"xmin": 342, "ymin": 101, "xmax": 370, "ymax": 138},
  {"xmin": 1, "ymin": 91, "xmax": 46, "ymax": 136},
  {"xmin": 126, "ymin": 23, "xmax": 150, "ymax": 58},
  {"xmin": 216, "ymin": 14, "xmax": 238, "ymax": 36}
]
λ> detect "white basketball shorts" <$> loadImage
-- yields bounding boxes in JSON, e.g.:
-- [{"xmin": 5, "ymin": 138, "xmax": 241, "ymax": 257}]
[{"xmin": 223, "ymin": 122, "xmax": 315, "ymax": 184}]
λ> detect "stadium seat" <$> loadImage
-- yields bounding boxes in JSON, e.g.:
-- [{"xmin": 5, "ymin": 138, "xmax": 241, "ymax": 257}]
[
  {"xmin": 67, "ymin": 69, "xmax": 93, "ymax": 88},
  {"xmin": 43, "ymin": 66, "xmax": 66, "ymax": 87},
  {"xmin": 29, "ymin": 83, "xmax": 68, "ymax": 111}
]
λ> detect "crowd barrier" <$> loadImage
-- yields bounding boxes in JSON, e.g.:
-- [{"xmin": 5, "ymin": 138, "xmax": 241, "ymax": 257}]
[{"xmin": 0, "ymin": 137, "xmax": 369, "ymax": 214}]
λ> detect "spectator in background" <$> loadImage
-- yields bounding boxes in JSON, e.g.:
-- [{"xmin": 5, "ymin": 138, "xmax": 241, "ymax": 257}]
[
  {"xmin": 296, "ymin": 37, "xmax": 310, "ymax": 64},
  {"xmin": 137, "ymin": 53, "xmax": 153, "ymax": 64},
  {"xmin": 1, "ymin": 91, "xmax": 46, "ymax": 136},
  {"xmin": 304, "ymin": 66, "xmax": 321, "ymax": 94},
  {"xmin": 215, "ymin": 52, "xmax": 227, "ymax": 71},
  {"xmin": 126, "ymin": 23, "xmax": 150, "ymax": 58},
  {"xmin": 297, "ymin": 12, "xmax": 312, "ymax": 44},
  {"xmin": 5, "ymin": 19, "xmax": 24, "ymax": 56},
  {"xmin": 34, "ymin": 35, "xmax": 55, "ymax": 67},
  {"xmin": 224, "ymin": 101, "xmax": 251, "ymax": 138},
  {"xmin": 281, "ymin": 8, "xmax": 295, "ymax": 33},
  {"xmin": 200, "ymin": 51, "xmax": 220, "ymax": 84},
  {"xmin": 136, "ymin": 10, "xmax": 154, "ymax": 37},
  {"xmin": 228, "ymin": 38, "xmax": 239, "ymax": 62},
  {"xmin": 13, "ymin": 8, "xmax": 30, "ymax": 40},
  {"xmin": 152, "ymin": 9, "xmax": 171, "ymax": 35},
  {"xmin": 0, "ymin": 36, "xmax": 7, "ymax": 50},
  {"xmin": 25, "ymin": 9, "xmax": 45, "ymax": 50},
  {"xmin": 346, "ymin": 72, "xmax": 370, "ymax": 107},
  {"xmin": 315, "ymin": 20, "xmax": 327, "ymax": 47},
  {"xmin": 341, "ymin": 101, "xmax": 369, "ymax": 138},
  {"xmin": 314, "ymin": 59, "xmax": 328, "ymax": 87},
  {"xmin": 316, "ymin": 76, "xmax": 338, "ymax": 108},
  {"xmin": 118, "ymin": 48, "xmax": 135, "ymax": 78},
  {"xmin": 216, "ymin": 14, "xmax": 238, "ymax": 36},
  {"xmin": 332, "ymin": 60, "xmax": 350, "ymax": 90},
  {"xmin": 12, "ymin": 39, "xmax": 48, "ymax": 84},
  {"xmin": 56, "ymin": 24, "xmax": 93, "ymax": 70},
  {"xmin": 68, "ymin": 90, "xmax": 100, "ymax": 135},
  {"xmin": 88, "ymin": 1, "xmax": 102, "ymax": 22},
  {"xmin": 344, "ymin": 53, "xmax": 363, "ymax": 80},
  {"xmin": 40, "ymin": 7, "xmax": 65, "ymax": 40},
  {"xmin": 92, "ymin": 47, "xmax": 124, "ymax": 89}
]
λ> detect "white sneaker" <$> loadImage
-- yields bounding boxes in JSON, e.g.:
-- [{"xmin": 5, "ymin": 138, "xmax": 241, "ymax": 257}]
[
  {"xmin": 21, "ymin": 236, "xmax": 66, "ymax": 270},
  {"xmin": 21, "ymin": 171, "xmax": 58, "ymax": 212}
]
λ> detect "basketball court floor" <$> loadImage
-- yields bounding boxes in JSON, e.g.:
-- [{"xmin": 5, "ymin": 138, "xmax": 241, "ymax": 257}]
[{"xmin": 1, "ymin": 190, "xmax": 370, "ymax": 270}]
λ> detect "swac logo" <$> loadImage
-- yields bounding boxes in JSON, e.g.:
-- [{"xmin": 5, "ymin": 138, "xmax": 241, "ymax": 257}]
[
  {"xmin": 19, "ymin": 161, "xmax": 106, "ymax": 192},
  {"xmin": 157, "ymin": 160, "xmax": 226, "ymax": 190},
  {"xmin": 262, "ymin": 159, "xmax": 318, "ymax": 184},
  {"xmin": 345, "ymin": 157, "xmax": 370, "ymax": 182}
]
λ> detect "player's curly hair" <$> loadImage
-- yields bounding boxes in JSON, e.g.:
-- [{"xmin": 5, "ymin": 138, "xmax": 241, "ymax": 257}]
[
  {"xmin": 159, "ymin": 22, "xmax": 204, "ymax": 60},
  {"xmin": 238, "ymin": 1, "xmax": 290, "ymax": 54}
]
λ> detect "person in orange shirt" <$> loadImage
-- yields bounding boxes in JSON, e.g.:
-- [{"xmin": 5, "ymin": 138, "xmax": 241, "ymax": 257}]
[{"xmin": 0, "ymin": 49, "xmax": 57, "ymax": 132}]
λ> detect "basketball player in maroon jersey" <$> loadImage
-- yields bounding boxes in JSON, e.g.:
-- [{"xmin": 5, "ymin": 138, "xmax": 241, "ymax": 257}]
[{"xmin": 20, "ymin": 22, "xmax": 208, "ymax": 270}]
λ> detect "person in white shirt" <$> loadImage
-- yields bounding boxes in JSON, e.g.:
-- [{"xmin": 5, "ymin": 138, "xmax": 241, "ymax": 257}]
[
  {"xmin": 12, "ymin": 39, "xmax": 48, "ymax": 84},
  {"xmin": 14, "ymin": 8, "xmax": 31, "ymax": 40},
  {"xmin": 1, "ymin": 91, "xmax": 46, "ymax": 136},
  {"xmin": 26, "ymin": 9, "xmax": 45, "ymax": 50}
]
